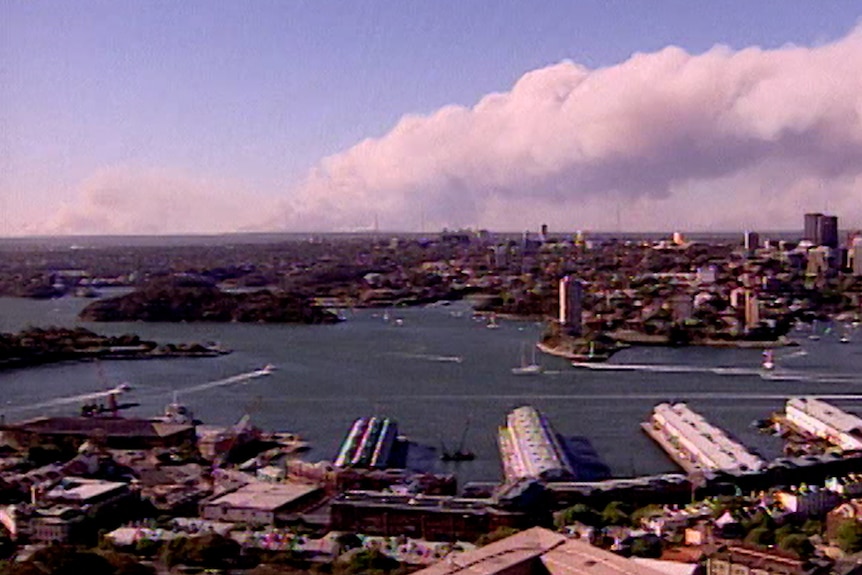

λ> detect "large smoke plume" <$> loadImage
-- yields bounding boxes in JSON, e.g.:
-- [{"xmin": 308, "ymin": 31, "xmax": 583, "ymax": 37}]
[{"xmin": 39, "ymin": 27, "xmax": 862, "ymax": 234}]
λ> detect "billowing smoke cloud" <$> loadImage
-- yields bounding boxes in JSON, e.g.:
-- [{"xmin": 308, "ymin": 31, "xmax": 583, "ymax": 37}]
[
  {"xmin": 286, "ymin": 27, "xmax": 862, "ymax": 232},
  {"xmin": 38, "ymin": 167, "xmax": 274, "ymax": 235},
  {"xmin": 35, "ymin": 28, "xmax": 862, "ymax": 236}
]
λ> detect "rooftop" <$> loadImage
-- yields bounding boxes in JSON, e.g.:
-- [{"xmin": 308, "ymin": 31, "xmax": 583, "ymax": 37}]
[
  {"xmin": 46, "ymin": 477, "xmax": 128, "ymax": 503},
  {"xmin": 787, "ymin": 397, "xmax": 862, "ymax": 434},
  {"xmin": 6, "ymin": 416, "xmax": 192, "ymax": 438},
  {"xmin": 413, "ymin": 527, "xmax": 669, "ymax": 575},
  {"xmin": 208, "ymin": 481, "xmax": 320, "ymax": 512}
]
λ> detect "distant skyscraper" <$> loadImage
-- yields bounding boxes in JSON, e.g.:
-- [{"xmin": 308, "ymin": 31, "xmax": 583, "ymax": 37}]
[
  {"xmin": 540, "ymin": 223, "xmax": 549, "ymax": 243},
  {"xmin": 804, "ymin": 213, "xmax": 839, "ymax": 248},
  {"xmin": 744, "ymin": 290, "xmax": 760, "ymax": 330},
  {"xmin": 559, "ymin": 276, "xmax": 583, "ymax": 336},
  {"xmin": 744, "ymin": 231, "xmax": 760, "ymax": 252},
  {"xmin": 804, "ymin": 213, "xmax": 821, "ymax": 244},
  {"xmin": 853, "ymin": 238, "xmax": 862, "ymax": 277},
  {"xmin": 820, "ymin": 215, "xmax": 839, "ymax": 248}
]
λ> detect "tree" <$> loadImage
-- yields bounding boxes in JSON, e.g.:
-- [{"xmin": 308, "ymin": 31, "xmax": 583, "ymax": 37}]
[
  {"xmin": 777, "ymin": 533, "xmax": 813, "ymax": 558},
  {"xmin": 630, "ymin": 535, "xmax": 663, "ymax": 558},
  {"xmin": 744, "ymin": 526, "xmax": 774, "ymax": 548},
  {"xmin": 601, "ymin": 501, "xmax": 630, "ymax": 527},
  {"xmin": 835, "ymin": 520, "xmax": 862, "ymax": 554},
  {"xmin": 554, "ymin": 504, "xmax": 601, "ymax": 529},
  {"xmin": 630, "ymin": 505, "xmax": 664, "ymax": 528},
  {"xmin": 801, "ymin": 519, "xmax": 823, "ymax": 537},
  {"xmin": 334, "ymin": 548, "xmax": 400, "ymax": 575},
  {"xmin": 7, "ymin": 545, "xmax": 115, "ymax": 575}
]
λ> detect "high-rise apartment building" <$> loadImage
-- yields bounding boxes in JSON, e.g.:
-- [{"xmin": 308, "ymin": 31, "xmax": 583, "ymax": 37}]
[
  {"xmin": 804, "ymin": 213, "xmax": 839, "ymax": 248},
  {"xmin": 744, "ymin": 231, "xmax": 760, "ymax": 252},
  {"xmin": 558, "ymin": 276, "xmax": 583, "ymax": 335}
]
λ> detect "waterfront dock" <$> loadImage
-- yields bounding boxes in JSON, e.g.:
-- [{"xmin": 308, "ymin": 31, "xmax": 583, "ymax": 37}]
[{"xmin": 643, "ymin": 403, "xmax": 765, "ymax": 474}]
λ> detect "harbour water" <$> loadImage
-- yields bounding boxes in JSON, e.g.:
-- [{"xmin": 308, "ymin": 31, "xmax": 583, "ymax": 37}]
[{"xmin": 2, "ymin": 294, "xmax": 862, "ymax": 485}]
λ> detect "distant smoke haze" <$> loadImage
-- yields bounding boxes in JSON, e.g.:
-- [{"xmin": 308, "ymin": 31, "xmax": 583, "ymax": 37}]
[
  {"xmin": 31, "ymin": 26, "xmax": 862, "ymax": 235},
  {"xmin": 36, "ymin": 167, "xmax": 269, "ymax": 236}
]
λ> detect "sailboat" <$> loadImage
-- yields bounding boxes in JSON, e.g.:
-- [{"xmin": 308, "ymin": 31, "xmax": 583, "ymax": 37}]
[
  {"xmin": 761, "ymin": 349, "xmax": 775, "ymax": 371},
  {"xmin": 486, "ymin": 313, "xmax": 500, "ymax": 330},
  {"xmin": 511, "ymin": 343, "xmax": 543, "ymax": 375},
  {"xmin": 808, "ymin": 320, "xmax": 821, "ymax": 341},
  {"xmin": 441, "ymin": 418, "xmax": 475, "ymax": 461}
]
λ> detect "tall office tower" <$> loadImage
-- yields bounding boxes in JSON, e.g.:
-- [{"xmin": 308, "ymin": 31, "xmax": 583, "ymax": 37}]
[
  {"xmin": 820, "ymin": 215, "xmax": 839, "ymax": 248},
  {"xmin": 853, "ymin": 238, "xmax": 862, "ymax": 277},
  {"xmin": 804, "ymin": 213, "xmax": 822, "ymax": 244},
  {"xmin": 744, "ymin": 231, "xmax": 760, "ymax": 252},
  {"xmin": 744, "ymin": 290, "xmax": 760, "ymax": 330},
  {"xmin": 540, "ymin": 223, "xmax": 549, "ymax": 242},
  {"xmin": 804, "ymin": 213, "xmax": 839, "ymax": 248},
  {"xmin": 558, "ymin": 276, "xmax": 583, "ymax": 335}
]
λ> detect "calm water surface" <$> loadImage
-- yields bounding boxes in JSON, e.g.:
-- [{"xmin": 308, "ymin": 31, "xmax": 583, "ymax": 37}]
[{"xmin": 2, "ymin": 294, "xmax": 862, "ymax": 485}]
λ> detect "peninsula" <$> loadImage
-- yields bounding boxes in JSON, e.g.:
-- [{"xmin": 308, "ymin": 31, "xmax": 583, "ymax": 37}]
[
  {"xmin": 78, "ymin": 278, "xmax": 340, "ymax": 324},
  {"xmin": 0, "ymin": 326, "xmax": 230, "ymax": 370}
]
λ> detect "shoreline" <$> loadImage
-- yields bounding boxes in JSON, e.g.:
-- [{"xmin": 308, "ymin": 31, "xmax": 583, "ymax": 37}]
[{"xmin": 537, "ymin": 334, "xmax": 796, "ymax": 361}]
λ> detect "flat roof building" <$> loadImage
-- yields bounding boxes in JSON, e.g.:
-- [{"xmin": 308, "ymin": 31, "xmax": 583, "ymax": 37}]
[{"xmin": 201, "ymin": 481, "xmax": 323, "ymax": 526}]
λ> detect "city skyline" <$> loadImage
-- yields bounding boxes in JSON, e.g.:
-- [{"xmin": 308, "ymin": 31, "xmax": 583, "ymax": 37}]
[{"xmin": 3, "ymin": 2, "xmax": 862, "ymax": 236}]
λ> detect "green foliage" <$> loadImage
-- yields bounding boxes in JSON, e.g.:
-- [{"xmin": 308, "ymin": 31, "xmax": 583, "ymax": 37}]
[
  {"xmin": 835, "ymin": 520, "xmax": 862, "ymax": 553},
  {"xmin": 475, "ymin": 526, "xmax": 520, "ymax": 546},
  {"xmin": 629, "ymin": 536, "xmax": 663, "ymax": 558},
  {"xmin": 601, "ymin": 501, "xmax": 631, "ymax": 527},
  {"xmin": 744, "ymin": 526, "xmax": 775, "ymax": 548},
  {"xmin": 777, "ymin": 533, "xmax": 813, "ymax": 558},
  {"xmin": 3, "ymin": 545, "xmax": 115, "ymax": 575},
  {"xmin": 160, "ymin": 533, "xmax": 241, "ymax": 568},
  {"xmin": 554, "ymin": 504, "xmax": 601, "ymax": 528},
  {"xmin": 801, "ymin": 519, "xmax": 823, "ymax": 537},
  {"xmin": 334, "ymin": 548, "xmax": 401, "ymax": 575},
  {"xmin": 630, "ymin": 504, "xmax": 664, "ymax": 527},
  {"xmin": 741, "ymin": 509, "xmax": 775, "ymax": 532},
  {"xmin": 133, "ymin": 537, "xmax": 161, "ymax": 557}
]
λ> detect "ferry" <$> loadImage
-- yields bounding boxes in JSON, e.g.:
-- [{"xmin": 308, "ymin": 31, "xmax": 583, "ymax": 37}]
[{"xmin": 761, "ymin": 349, "xmax": 775, "ymax": 371}]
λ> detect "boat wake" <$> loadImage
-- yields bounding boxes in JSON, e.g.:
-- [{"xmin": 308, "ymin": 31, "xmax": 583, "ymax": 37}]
[
  {"xmin": 389, "ymin": 352, "xmax": 464, "ymax": 364},
  {"xmin": 179, "ymin": 367, "xmax": 274, "ymax": 394},
  {"xmin": 4, "ymin": 388, "xmax": 132, "ymax": 414},
  {"xmin": 571, "ymin": 361, "xmax": 862, "ymax": 385},
  {"xmin": 571, "ymin": 362, "xmax": 762, "ymax": 377},
  {"xmin": 4, "ymin": 368, "xmax": 274, "ymax": 415}
]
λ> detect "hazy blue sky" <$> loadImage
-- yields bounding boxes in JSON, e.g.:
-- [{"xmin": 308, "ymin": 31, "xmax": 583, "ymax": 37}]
[{"xmin": 3, "ymin": 2, "xmax": 862, "ymax": 235}]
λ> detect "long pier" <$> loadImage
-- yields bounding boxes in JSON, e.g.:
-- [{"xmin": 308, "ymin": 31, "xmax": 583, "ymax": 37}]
[{"xmin": 643, "ymin": 403, "xmax": 765, "ymax": 474}]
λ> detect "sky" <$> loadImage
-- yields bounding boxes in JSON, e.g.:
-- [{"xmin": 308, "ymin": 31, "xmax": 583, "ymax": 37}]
[{"xmin": 2, "ymin": 1, "xmax": 862, "ymax": 236}]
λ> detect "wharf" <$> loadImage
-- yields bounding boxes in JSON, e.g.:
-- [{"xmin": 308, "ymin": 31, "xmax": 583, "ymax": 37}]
[{"xmin": 640, "ymin": 422, "xmax": 701, "ymax": 474}]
